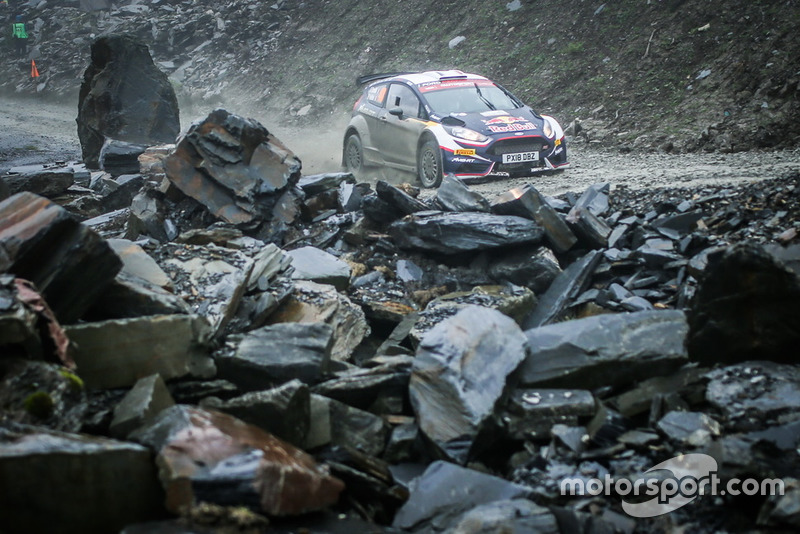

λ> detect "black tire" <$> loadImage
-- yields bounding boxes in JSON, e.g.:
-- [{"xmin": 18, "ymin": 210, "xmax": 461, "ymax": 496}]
[
  {"xmin": 343, "ymin": 133, "xmax": 365, "ymax": 177},
  {"xmin": 417, "ymin": 137, "xmax": 443, "ymax": 188}
]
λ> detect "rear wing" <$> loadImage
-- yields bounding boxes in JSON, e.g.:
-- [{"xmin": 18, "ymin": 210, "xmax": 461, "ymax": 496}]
[{"xmin": 356, "ymin": 72, "xmax": 416, "ymax": 85}]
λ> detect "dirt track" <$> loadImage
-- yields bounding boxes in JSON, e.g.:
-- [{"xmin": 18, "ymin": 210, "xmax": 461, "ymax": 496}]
[{"xmin": 2, "ymin": 98, "xmax": 799, "ymax": 198}]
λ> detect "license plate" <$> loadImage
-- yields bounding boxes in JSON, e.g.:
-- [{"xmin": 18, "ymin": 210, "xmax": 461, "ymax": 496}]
[{"xmin": 502, "ymin": 151, "xmax": 539, "ymax": 164}]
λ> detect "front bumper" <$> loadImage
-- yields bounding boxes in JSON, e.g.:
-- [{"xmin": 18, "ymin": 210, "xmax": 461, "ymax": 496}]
[{"xmin": 442, "ymin": 136, "xmax": 569, "ymax": 180}]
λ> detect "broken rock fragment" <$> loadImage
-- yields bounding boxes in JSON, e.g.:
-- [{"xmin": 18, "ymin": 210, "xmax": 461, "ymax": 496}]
[
  {"xmin": 522, "ymin": 249, "xmax": 602, "ymax": 329},
  {"xmin": 435, "ymin": 174, "xmax": 491, "ymax": 213},
  {"xmin": 215, "ymin": 322, "xmax": 333, "ymax": 390},
  {"xmin": 502, "ymin": 388, "xmax": 596, "ymax": 441},
  {"xmin": 491, "ymin": 184, "xmax": 577, "ymax": 253},
  {"xmin": 99, "ymin": 139, "xmax": 148, "ymax": 177},
  {"xmin": 448, "ymin": 499, "xmax": 559, "ymax": 534},
  {"xmin": 164, "ymin": 108, "xmax": 301, "ymax": 227},
  {"xmin": 201, "ymin": 379, "xmax": 310, "ymax": 447},
  {"xmin": 130, "ymin": 405, "xmax": 344, "ymax": 516},
  {"xmin": 656, "ymin": 410, "xmax": 721, "ymax": 446},
  {"xmin": 376, "ymin": 180, "xmax": 429, "ymax": 215},
  {"xmin": 389, "ymin": 211, "xmax": 544, "ymax": 254},
  {"xmin": 409, "ymin": 285, "xmax": 536, "ymax": 346},
  {"xmin": 392, "ymin": 460, "xmax": 530, "ymax": 532},
  {"xmin": 488, "ymin": 246, "xmax": 562, "ymax": 295},
  {"xmin": 0, "ymin": 192, "xmax": 122, "ymax": 323},
  {"xmin": 155, "ymin": 242, "xmax": 254, "ymax": 336},
  {"xmin": 268, "ymin": 280, "xmax": 369, "ymax": 362},
  {"xmin": 322, "ymin": 395, "xmax": 391, "ymax": 457},
  {"xmin": 0, "ymin": 276, "xmax": 72, "ymax": 366},
  {"xmin": 287, "ymin": 245, "xmax": 351, "ymax": 291},
  {"xmin": 2, "ymin": 165, "xmax": 75, "ymax": 199},
  {"xmin": 409, "ymin": 305, "xmax": 529, "ymax": 464},
  {"xmin": 566, "ymin": 205, "xmax": 612, "ymax": 249},
  {"xmin": 312, "ymin": 355, "xmax": 412, "ymax": 412},
  {"xmin": 0, "ymin": 424, "xmax": 164, "ymax": 534},
  {"xmin": 705, "ymin": 361, "xmax": 800, "ymax": 429},
  {"xmin": 65, "ymin": 314, "xmax": 212, "ymax": 389},
  {"xmin": 0, "ymin": 359, "xmax": 87, "ymax": 432},
  {"xmin": 110, "ymin": 373, "xmax": 175, "ymax": 439}
]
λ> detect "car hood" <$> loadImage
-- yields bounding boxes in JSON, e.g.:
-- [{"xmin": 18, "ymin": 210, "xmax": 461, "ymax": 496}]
[{"xmin": 444, "ymin": 108, "xmax": 545, "ymax": 137}]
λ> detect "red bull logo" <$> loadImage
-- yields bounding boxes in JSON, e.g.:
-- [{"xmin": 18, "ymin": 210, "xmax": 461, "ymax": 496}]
[
  {"xmin": 483, "ymin": 115, "xmax": 525, "ymax": 125},
  {"xmin": 482, "ymin": 115, "xmax": 536, "ymax": 133}
]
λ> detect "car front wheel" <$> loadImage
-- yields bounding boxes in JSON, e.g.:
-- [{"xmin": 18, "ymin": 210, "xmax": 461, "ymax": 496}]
[
  {"xmin": 344, "ymin": 133, "xmax": 365, "ymax": 177},
  {"xmin": 417, "ymin": 137, "xmax": 443, "ymax": 188}
]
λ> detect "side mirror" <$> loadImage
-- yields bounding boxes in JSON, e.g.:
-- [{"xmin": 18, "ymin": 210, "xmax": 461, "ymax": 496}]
[{"xmin": 389, "ymin": 107, "xmax": 404, "ymax": 117}]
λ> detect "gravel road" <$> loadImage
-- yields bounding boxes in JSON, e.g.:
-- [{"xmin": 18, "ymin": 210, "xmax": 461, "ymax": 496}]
[{"xmin": 2, "ymin": 98, "xmax": 799, "ymax": 199}]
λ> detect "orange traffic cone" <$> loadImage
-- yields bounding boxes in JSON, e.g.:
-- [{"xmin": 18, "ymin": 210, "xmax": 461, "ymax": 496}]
[{"xmin": 31, "ymin": 60, "xmax": 40, "ymax": 78}]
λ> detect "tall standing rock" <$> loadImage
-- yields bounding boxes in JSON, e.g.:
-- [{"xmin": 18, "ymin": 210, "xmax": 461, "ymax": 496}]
[{"xmin": 77, "ymin": 35, "xmax": 180, "ymax": 168}]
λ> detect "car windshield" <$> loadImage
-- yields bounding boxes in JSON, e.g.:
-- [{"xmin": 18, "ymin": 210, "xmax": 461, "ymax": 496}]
[{"xmin": 421, "ymin": 83, "xmax": 521, "ymax": 115}]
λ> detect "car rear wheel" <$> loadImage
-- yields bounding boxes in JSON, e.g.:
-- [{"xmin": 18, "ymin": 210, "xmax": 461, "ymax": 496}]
[
  {"xmin": 344, "ymin": 133, "xmax": 365, "ymax": 177},
  {"xmin": 417, "ymin": 137, "xmax": 443, "ymax": 188}
]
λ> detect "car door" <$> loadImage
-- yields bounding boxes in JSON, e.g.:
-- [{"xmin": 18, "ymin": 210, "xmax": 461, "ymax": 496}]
[
  {"xmin": 358, "ymin": 82, "xmax": 390, "ymax": 162},
  {"xmin": 373, "ymin": 83, "xmax": 428, "ymax": 170}
]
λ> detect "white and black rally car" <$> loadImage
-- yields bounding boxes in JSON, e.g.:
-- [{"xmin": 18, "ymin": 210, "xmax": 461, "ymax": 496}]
[{"xmin": 342, "ymin": 70, "xmax": 568, "ymax": 188}]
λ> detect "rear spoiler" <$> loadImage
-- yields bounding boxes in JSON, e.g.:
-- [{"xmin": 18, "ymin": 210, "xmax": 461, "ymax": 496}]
[{"xmin": 356, "ymin": 72, "xmax": 416, "ymax": 85}]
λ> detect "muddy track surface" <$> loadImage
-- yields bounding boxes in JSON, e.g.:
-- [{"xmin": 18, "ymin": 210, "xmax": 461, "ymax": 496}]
[{"xmin": 2, "ymin": 98, "xmax": 799, "ymax": 198}]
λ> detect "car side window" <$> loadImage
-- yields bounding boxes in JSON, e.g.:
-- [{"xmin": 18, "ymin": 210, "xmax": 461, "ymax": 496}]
[
  {"xmin": 367, "ymin": 84, "xmax": 388, "ymax": 106},
  {"xmin": 386, "ymin": 83, "xmax": 423, "ymax": 119}
]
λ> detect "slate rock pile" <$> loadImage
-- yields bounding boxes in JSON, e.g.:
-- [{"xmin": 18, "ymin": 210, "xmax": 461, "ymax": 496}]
[{"xmin": 2, "ymin": 110, "xmax": 800, "ymax": 532}]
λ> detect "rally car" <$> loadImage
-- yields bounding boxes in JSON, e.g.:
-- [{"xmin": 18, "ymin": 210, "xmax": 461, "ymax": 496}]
[{"xmin": 342, "ymin": 70, "xmax": 568, "ymax": 188}]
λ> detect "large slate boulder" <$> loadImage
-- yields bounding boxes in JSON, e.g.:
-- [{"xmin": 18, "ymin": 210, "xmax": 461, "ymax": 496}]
[
  {"xmin": 164, "ymin": 108, "xmax": 301, "ymax": 227},
  {"xmin": 517, "ymin": 310, "xmax": 689, "ymax": 389},
  {"xmin": 77, "ymin": 35, "xmax": 180, "ymax": 168},
  {"xmin": 409, "ymin": 305, "xmax": 529, "ymax": 464}
]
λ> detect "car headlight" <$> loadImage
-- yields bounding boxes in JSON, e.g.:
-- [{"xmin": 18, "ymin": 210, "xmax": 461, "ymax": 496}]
[
  {"xmin": 543, "ymin": 120, "xmax": 555, "ymax": 139},
  {"xmin": 446, "ymin": 126, "xmax": 489, "ymax": 143}
]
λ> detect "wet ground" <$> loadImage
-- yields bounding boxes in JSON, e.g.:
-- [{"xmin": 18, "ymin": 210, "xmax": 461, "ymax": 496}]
[{"xmin": 2, "ymin": 97, "xmax": 799, "ymax": 198}]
